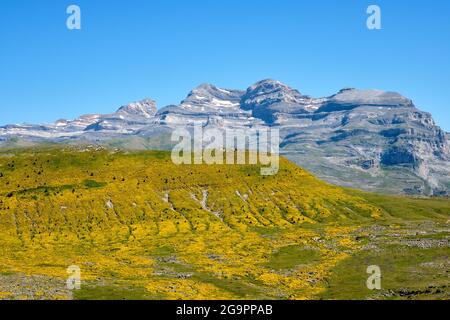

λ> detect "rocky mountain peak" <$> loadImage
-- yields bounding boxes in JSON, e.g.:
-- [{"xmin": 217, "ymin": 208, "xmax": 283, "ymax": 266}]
[
  {"xmin": 317, "ymin": 89, "xmax": 415, "ymax": 113},
  {"xmin": 180, "ymin": 84, "xmax": 244, "ymax": 109},
  {"xmin": 116, "ymin": 99, "xmax": 157, "ymax": 118},
  {"xmin": 247, "ymin": 79, "xmax": 296, "ymax": 92},
  {"xmin": 331, "ymin": 89, "xmax": 413, "ymax": 107},
  {"xmin": 241, "ymin": 79, "xmax": 306, "ymax": 110}
]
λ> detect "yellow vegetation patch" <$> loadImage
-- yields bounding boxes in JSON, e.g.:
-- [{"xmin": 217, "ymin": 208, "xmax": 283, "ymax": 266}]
[{"xmin": 0, "ymin": 148, "xmax": 447, "ymax": 299}]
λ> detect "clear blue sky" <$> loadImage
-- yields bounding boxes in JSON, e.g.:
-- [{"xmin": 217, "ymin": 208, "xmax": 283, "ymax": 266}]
[{"xmin": 1, "ymin": 0, "xmax": 449, "ymax": 131}]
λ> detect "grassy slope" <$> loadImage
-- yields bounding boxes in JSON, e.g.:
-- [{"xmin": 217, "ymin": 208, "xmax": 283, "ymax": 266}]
[{"xmin": 0, "ymin": 147, "xmax": 448, "ymax": 300}]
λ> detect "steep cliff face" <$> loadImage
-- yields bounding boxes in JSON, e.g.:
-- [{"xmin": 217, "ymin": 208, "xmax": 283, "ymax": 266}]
[{"xmin": 1, "ymin": 80, "xmax": 449, "ymax": 195}]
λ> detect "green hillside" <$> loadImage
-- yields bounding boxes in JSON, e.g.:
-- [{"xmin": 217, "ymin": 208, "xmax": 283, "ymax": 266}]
[{"xmin": 0, "ymin": 147, "xmax": 448, "ymax": 300}]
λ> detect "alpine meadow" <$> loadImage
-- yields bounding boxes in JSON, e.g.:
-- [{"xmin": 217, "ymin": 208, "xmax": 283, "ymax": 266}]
[{"xmin": 0, "ymin": 147, "xmax": 448, "ymax": 300}]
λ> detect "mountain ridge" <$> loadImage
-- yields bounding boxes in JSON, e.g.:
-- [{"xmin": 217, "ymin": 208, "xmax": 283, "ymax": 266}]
[{"xmin": 1, "ymin": 79, "xmax": 449, "ymax": 196}]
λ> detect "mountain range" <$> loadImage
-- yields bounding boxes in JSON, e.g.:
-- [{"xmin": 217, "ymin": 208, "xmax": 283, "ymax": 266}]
[{"xmin": 1, "ymin": 79, "xmax": 449, "ymax": 196}]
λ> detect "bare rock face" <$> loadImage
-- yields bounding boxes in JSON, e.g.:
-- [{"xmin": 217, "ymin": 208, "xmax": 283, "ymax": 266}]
[
  {"xmin": 116, "ymin": 99, "xmax": 157, "ymax": 118},
  {"xmin": 241, "ymin": 79, "xmax": 319, "ymax": 123},
  {"xmin": 241, "ymin": 79, "xmax": 307, "ymax": 109},
  {"xmin": 1, "ymin": 80, "xmax": 449, "ymax": 196},
  {"xmin": 317, "ymin": 88, "xmax": 414, "ymax": 112},
  {"xmin": 181, "ymin": 84, "xmax": 244, "ymax": 110}
]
